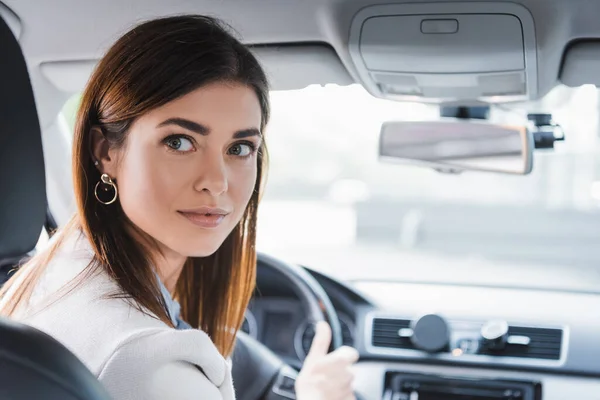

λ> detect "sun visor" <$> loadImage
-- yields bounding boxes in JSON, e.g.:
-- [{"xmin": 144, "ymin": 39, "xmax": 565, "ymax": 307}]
[
  {"xmin": 251, "ymin": 44, "xmax": 353, "ymax": 90},
  {"xmin": 40, "ymin": 60, "xmax": 97, "ymax": 93},
  {"xmin": 40, "ymin": 44, "xmax": 353, "ymax": 94},
  {"xmin": 348, "ymin": 2, "xmax": 538, "ymax": 103},
  {"xmin": 560, "ymin": 41, "xmax": 600, "ymax": 87}
]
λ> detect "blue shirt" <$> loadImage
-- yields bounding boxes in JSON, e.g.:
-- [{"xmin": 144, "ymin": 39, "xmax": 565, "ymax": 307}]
[{"xmin": 156, "ymin": 274, "xmax": 192, "ymax": 330}]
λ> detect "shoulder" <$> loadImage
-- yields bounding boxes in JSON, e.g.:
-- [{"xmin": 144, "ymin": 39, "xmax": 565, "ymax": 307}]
[
  {"xmin": 13, "ymin": 233, "xmax": 235, "ymax": 399},
  {"xmin": 98, "ymin": 328, "xmax": 235, "ymax": 400},
  {"xmin": 12, "ymin": 234, "xmax": 163, "ymax": 372}
]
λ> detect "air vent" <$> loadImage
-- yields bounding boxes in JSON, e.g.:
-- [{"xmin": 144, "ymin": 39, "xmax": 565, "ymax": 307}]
[
  {"xmin": 372, "ymin": 318, "xmax": 415, "ymax": 349},
  {"xmin": 478, "ymin": 326, "xmax": 563, "ymax": 360}
]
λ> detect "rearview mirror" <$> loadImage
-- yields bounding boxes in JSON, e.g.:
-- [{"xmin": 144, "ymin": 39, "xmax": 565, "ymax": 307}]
[{"xmin": 379, "ymin": 121, "xmax": 534, "ymax": 175}]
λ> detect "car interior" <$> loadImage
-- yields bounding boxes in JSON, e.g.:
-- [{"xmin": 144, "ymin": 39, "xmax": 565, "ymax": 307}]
[{"xmin": 2, "ymin": 0, "xmax": 600, "ymax": 399}]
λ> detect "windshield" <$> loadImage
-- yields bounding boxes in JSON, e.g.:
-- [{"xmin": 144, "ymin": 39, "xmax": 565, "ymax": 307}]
[
  {"xmin": 257, "ymin": 84, "xmax": 600, "ymax": 293},
  {"xmin": 59, "ymin": 84, "xmax": 600, "ymax": 292}
]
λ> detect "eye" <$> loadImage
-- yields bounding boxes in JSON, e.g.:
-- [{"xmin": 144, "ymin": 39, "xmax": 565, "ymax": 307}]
[
  {"xmin": 164, "ymin": 135, "xmax": 195, "ymax": 152},
  {"xmin": 228, "ymin": 142, "xmax": 255, "ymax": 157}
]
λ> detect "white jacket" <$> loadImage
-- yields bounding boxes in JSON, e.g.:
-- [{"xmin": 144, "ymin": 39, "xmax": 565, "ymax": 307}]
[{"xmin": 2, "ymin": 233, "xmax": 235, "ymax": 400}]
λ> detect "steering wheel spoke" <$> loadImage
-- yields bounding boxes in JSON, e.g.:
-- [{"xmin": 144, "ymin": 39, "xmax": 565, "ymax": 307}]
[{"xmin": 268, "ymin": 365, "xmax": 298, "ymax": 399}]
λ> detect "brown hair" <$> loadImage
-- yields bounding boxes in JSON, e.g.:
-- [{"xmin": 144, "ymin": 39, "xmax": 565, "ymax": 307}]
[{"xmin": 0, "ymin": 15, "xmax": 270, "ymax": 357}]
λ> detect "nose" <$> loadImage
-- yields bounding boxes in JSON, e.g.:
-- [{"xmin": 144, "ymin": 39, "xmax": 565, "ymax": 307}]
[{"xmin": 193, "ymin": 151, "xmax": 228, "ymax": 196}]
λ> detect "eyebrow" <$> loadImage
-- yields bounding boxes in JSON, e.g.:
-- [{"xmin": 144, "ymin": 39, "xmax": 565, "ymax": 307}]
[
  {"xmin": 157, "ymin": 118, "xmax": 209, "ymax": 135},
  {"xmin": 157, "ymin": 117, "xmax": 262, "ymax": 139},
  {"xmin": 233, "ymin": 128, "xmax": 262, "ymax": 139}
]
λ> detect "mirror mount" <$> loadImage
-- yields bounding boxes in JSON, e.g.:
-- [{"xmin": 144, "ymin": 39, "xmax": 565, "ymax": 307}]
[
  {"xmin": 433, "ymin": 166, "xmax": 464, "ymax": 175},
  {"xmin": 440, "ymin": 105, "xmax": 490, "ymax": 120},
  {"xmin": 528, "ymin": 113, "xmax": 566, "ymax": 150}
]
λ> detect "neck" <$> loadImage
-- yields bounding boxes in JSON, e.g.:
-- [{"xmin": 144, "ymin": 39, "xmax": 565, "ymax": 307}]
[
  {"xmin": 125, "ymin": 224, "xmax": 186, "ymax": 293},
  {"xmin": 156, "ymin": 250, "xmax": 186, "ymax": 293}
]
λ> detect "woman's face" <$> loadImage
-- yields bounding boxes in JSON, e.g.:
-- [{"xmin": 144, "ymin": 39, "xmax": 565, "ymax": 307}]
[{"xmin": 98, "ymin": 82, "xmax": 263, "ymax": 259}]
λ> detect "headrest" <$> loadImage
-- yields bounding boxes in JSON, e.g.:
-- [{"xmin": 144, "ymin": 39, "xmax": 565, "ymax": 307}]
[{"xmin": 0, "ymin": 15, "xmax": 46, "ymax": 259}]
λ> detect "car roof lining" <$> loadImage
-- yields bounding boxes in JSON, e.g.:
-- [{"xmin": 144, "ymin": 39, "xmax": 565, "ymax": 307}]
[{"xmin": 3, "ymin": 0, "xmax": 600, "ymax": 127}]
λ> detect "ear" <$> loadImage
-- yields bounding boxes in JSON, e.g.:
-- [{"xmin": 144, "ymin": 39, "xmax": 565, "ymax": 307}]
[{"xmin": 90, "ymin": 127, "xmax": 118, "ymax": 178}]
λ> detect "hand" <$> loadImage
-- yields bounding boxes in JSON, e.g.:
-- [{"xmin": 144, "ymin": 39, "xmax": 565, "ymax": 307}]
[{"xmin": 295, "ymin": 321, "xmax": 359, "ymax": 400}]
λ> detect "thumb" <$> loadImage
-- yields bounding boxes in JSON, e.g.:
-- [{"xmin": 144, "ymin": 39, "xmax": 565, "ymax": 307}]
[{"xmin": 305, "ymin": 321, "xmax": 331, "ymax": 361}]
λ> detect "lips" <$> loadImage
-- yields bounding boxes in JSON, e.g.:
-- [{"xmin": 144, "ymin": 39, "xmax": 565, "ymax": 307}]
[{"xmin": 177, "ymin": 207, "xmax": 231, "ymax": 228}]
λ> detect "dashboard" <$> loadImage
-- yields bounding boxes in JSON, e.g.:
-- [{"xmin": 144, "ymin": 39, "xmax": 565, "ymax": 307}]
[
  {"xmin": 242, "ymin": 298, "xmax": 354, "ymax": 362},
  {"xmin": 247, "ymin": 258, "xmax": 600, "ymax": 400}
]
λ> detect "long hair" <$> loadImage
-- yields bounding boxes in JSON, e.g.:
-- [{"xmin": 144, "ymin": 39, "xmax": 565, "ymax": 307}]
[{"xmin": 0, "ymin": 15, "xmax": 270, "ymax": 357}]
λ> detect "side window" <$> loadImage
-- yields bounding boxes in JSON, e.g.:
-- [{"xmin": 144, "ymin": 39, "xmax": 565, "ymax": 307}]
[
  {"xmin": 61, "ymin": 93, "xmax": 82, "ymax": 134},
  {"xmin": 44, "ymin": 94, "xmax": 83, "ymax": 231}
]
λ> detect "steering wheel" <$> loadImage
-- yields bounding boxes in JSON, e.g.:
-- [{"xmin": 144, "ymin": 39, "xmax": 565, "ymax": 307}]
[{"xmin": 231, "ymin": 253, "xmax": 344, "ymax": 400}]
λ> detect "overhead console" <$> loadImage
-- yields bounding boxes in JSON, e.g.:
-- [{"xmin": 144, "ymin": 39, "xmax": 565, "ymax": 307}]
[{"xmin": 348, "ymin": 2, "xmax": 538, "ymax": 103}]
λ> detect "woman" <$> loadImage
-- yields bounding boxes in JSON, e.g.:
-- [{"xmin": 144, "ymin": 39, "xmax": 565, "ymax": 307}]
[{"xmin": 0, "ymin": 15, "xmax": 357, "ymax": 400}]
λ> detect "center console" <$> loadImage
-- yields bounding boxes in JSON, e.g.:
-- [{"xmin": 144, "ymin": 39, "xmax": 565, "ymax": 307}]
[{"xmin": 383, "ymin": 372, "xmax": 541, "ymax": 400}]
